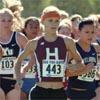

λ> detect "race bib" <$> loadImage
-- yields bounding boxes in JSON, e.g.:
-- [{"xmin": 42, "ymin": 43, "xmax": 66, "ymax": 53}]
[
  {"xmin": 25, "ymin": 67, "xmax": 36, "ymax": 78},
  {"xmin": 78, "ymin": 69, "xmax": 96, "ymax": 82},
  {"xmin": 94, "ymin": 63, "xmax": 100, "ymax": 80},
  {"xmin": 21, "ymin": 58, "xmax": 36, "ymax": 78},
  {"xmin": 0, "ymin": 57, "xmax": 16, "ymax": 74},
  {"xmin": 42, "ymin": 59, "xmax": 65, "ymax": 77}
]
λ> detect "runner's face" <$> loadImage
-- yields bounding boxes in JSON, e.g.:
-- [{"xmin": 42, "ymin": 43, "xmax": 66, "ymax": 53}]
[
  {"xmin": 0, "ymin": 13, "xmax": 13, "ymax": 31},
  {"xmin": 24, "ymin": 20, "xmax": 40, "ymax": 39},
  {"xmin": 59, "ymin": 26, "xmax": 71, "ymax": 36},
  {"xmin": 72, "ymin": 18, "xmax": 81, "ymax": 30},
  {"xmin": 43, "ymin": 17, "xmax": 60, "ymax": 34},
  {"xmin": 79, "ymin": 24, "xmax": 95, "ymax": 44}
]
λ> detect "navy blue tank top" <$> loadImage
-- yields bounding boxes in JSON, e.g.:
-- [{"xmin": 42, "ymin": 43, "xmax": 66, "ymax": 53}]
[
  {"xmin": 0, "ymin": 32, "xmax": 20, "ymax": 77},
  {"xmin": 35, "ymin": 35, "xmax": 68, "ymax": 82},
  {"xmin": 68, "ymin": 42, "xmax": 97, "ymax": 89},
  {"xmin": 0, "ymin": 32, "xmax": 20, "ymax": 58}
]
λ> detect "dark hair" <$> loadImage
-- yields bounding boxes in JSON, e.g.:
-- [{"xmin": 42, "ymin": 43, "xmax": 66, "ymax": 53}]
[
  {"xmin": 78, "ymin": 18, "xmax": 94, "ymax": 30},
  {"xmin": 24, "ymin": 16, "xmax": 39, "ymax": 28},
  {"xmin": 23, "ymin": 16, "xmax": 40, "ymax": 36}
]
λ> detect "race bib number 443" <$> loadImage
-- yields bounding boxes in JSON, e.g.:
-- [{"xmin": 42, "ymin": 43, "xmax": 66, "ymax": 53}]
[{"xmin": 42, "ymin": 60, "xmax": 65, "ymax": 77}]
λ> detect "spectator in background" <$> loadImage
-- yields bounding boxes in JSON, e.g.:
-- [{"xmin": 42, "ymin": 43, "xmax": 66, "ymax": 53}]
[
  {"xmin": 70, "ymin": 14, "xmax": 82, "ymax": 39},
  {"xmin": 58, "ymin": 18, "xmax": 72, "ymax": 37},
  {"xmin": 88, "ymin": 14, "xmax": 98, "ymax": 26},
  {"xmin": 60, "ymin": 10, "xmax": 69, "ymax": 20}
]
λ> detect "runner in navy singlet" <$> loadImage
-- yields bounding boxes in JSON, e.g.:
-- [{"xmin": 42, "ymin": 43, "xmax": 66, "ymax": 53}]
[
  {"xmin": 66, "ymin": 18, "xmax": 100, "ymax": 100},
  {"xmin": 0, "ymin": 8, "xmax": 28, "ymax": 100}
]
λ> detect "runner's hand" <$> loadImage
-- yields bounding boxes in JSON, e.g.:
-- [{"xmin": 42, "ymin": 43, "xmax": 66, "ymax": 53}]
[{"xmin": 15, "ymin": 79, "xmax": 23, "ymax": 90}]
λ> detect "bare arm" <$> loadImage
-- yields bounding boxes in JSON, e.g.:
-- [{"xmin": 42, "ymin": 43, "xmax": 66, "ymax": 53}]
[
  {"xmin": 15, "ymin": 40, "xmax": 37, "ymax": 81},
  {"xmin": 17, "ymin": 32, "xmax": 28, "ymax": 48},
  {"xmin": 66, "ymin": 63, "xmax": 94, "ymax": 77},
  {"xmin": 65, "ymin": 37, "xmax": 85, "ymax": 70},
  {"xmin": 96, "ymin": 71, "xmax": 100, "ymax": 79},
  {"xmin": 16, "ymin": 32, "xmax": 36, "ymax": 79},
  {"xmin": 21, "ymin": 54, "xmax": 35, "ymax": 74},
  {"xmin": 94, "ymin": 42, "xmax": 100, "ymax": 53},
  {"xmin": 66, "ymin": 42, "xmax": 96, "ymax": 77}
]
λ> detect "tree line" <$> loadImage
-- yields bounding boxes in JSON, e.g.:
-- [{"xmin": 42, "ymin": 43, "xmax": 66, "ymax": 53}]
[{"xmin": 0, "ymin": 0, "xmax": 100, "ymax": 18}]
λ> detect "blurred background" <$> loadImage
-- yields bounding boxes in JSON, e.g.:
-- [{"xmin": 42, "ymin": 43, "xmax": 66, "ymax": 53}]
[{"xmin": 0, "ymin": 0, "xmax": 100, "ymax": 18}]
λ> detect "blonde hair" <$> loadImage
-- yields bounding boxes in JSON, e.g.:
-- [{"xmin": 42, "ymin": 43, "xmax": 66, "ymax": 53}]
[
  {"xmin": 58, "ymin": 19, "xmax": 72, "ymax": 33},
  {"xmin": 60, "ymin": 10, "xmax": 69, "ymax": 19},
  {"xmin": 88, "ymin": 14, "xmax": 98, "ymax": 22},
  {"xmin": 70, "ymin": 14, "xmax": 82, "ymax": 21},
  {"xmin": 2, "ymin": 0, "xmax": 23, "ymax": 11},
  {"xmin": 41, "ymin": 5, "xmax": 60, "ymax": 17},
  {"xmin": 2, "ymin": 0, "xmax": 24, "ymax": 32},
  {"xmin": 0, "ymin": 8, "xmax": 14, "ymax": 18},
  {"xmin": 59, "ymin": 19, "xmax": 72, "ymax": 31},
  {"xmin": 41, "ymin": 5, "xmax": 61, "ymax": 23},
  {"xmin": 2, "ymin": 0, "xmax": 23, "ymax": 17}
]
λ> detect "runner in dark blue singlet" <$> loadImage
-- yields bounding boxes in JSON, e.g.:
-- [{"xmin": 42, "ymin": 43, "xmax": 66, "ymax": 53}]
[
  {"xmin": 0, "ymin": 8, "xmax": 28, "ymax": 100},
  {"xmin": 66, "ymin": 18, "xmax": 100, "ymax": 100}
]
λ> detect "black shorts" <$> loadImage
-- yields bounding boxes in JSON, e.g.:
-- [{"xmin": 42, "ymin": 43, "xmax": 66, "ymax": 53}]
[
  {"xmin": 0, "ymin": 77, "xmax": 16, "ymax": 95},
  {"xmin": 29, "ymin": 85, "xmax": 67, "ymax": 100},
  {"xmin": 95, "ymin": 80, "xmax": 100, "ymax": 89},
  {"xmin": 66, "ymin": 88, "xmax": 96, "ymax": 100}
]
